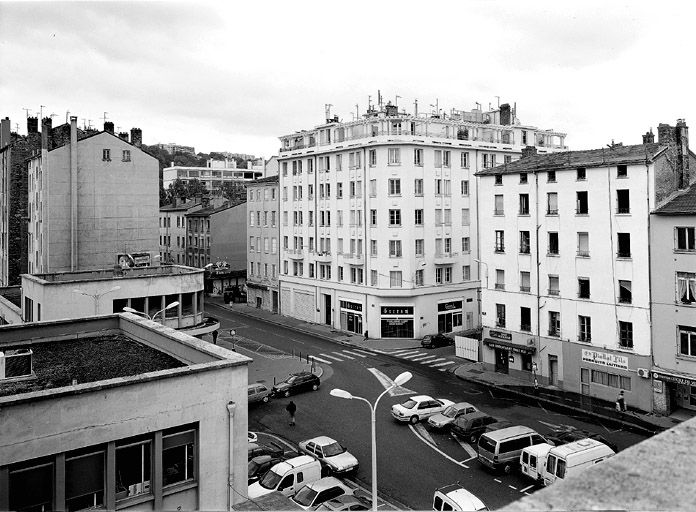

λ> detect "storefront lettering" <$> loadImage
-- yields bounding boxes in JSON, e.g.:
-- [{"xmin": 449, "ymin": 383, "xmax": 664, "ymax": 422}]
[
  {"xmin": 489, "ymin": 330, "xmax": 512, "ymax": 341},
  {"xmin": 652, "ymin": 371, "xmax": 696, "ymax": 386},
  {"xmin": 339, "ymin": 301, "xmax": 362, "ymax": 312},
  {"xmin": 437, "ymin": 300, "xmax": 463, "ymax": 312},
  {"xmin": 381, "ymin": 306, "xmax": 414, "ymax": 316},
  {"xmin": 581, "ymin": 349, "xmax": 628, "ymax": 370}
]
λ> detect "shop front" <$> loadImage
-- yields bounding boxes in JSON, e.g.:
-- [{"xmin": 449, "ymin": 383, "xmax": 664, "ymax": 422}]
[
  {"xmin": 651, "ymin": 368, "xmax": 696, "ymax": 415},
  {"xmin": 483, "ymin": 331, "xmax": 536, "ymax": 376},
  {"xmin": 339, "ymin": 300, "xmax": 363, "ymax": 335},
  {"xmin": 437, "ymin": 300, "xmax": 463, "ymax": 334},
  {"xmin": 380, "ymin": 305, "xmax": 414, "ymax": 338}
]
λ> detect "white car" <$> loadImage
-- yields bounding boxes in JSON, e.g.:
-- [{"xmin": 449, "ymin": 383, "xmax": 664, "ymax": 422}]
[
  {"xmin": 391, "ymin": 395, "xmax": 455, "ymax": 424},
  {"xmin": 298, "ymin": 436, "xmax": 359, "ymax": 475},
  {"xmin": 291, "ymin": 476, "xmax": 354, "ymax": 510},
  {"xmin": 248, "ymin": 431, "xmax": 258, "ymax": 443}
]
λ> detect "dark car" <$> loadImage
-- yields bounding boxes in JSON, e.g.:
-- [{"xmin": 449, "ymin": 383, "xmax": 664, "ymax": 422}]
[
  {"xmin": 247, "ymin": 441, "xmax": 286, "ymax": 461},
  {"xmin": 247, "ymin": 450, "xmax": 299, "ymax": 485},
  {"xmin": 450, "ymin": 412, "xmax": 500, "ymax": 444},
  {"xmin": 223, "ymin": 285, "xmax": 247, "ymax": 304},
  {"xmin": 421, "ymin": 333, "xmax": 454, "ymax": 349},
  {"xmin": 271, "ymin": 371, "xmax": 320, "ymax": 397},
  {"xmin": 545, "ymin": 426, "xmax": 618, "ymax": 453}
]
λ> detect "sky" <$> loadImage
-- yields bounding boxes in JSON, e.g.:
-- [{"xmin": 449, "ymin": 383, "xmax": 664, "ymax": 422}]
[{"xmin": 1, "ymin": 1, "xmax": 695, "ymax": 159}]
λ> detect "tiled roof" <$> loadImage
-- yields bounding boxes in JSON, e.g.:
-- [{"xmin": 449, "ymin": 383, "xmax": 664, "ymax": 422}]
[
  {"xmin": 654, "ymin": 182, "xmax": 696, "ymax": 215},
  {"xmin": 476, "ymin": 143, "xmax": 665, "ymax": 176},
  {"xmin": 159, "ymin": 199, "xmax": 198, "ymax": 211},
  {"xmin": 249, "ymin": 175, "xmax": 278, "ymax": 184},
  {"xmin": 186, "ymin": 200, "xmax": 246, "ymax": 217}
]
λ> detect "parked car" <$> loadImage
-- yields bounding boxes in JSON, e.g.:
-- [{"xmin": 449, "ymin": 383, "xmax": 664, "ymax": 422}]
[
  {"xmin": 298, "ymin": 436, "xmax": 359, "ymax": 475},
  {"xmin": 249, "ymin": 454, "xmax": 285, "ymax": 485},
  {"xmin": 450, "ymin": 412, "xmax": 501, "ymax": 444},
  {"xmin": 544, "ymin": 425, "xmax": 619, "ymax": 453},
  {"xmin": 391, "ymin": 395, "xmax": 455, "ymax": 424},
  {"xmin": 291, "ymin": 476, "xmax": 354, "ymax": 510},
  {"xmin": 421, "ymin": 333, "xmax": 454, "ymax": 349},
  {"xmin": 248, "ymin": 383, "xmax": 273, "ymax": 404},
  {"xmin": 271, "ymin": 371, "xmax": 320, "ymax": 398},
  {"xmin": 223, "ymin": 285, "xmax": 247, "ymax": 303},
  {"xmin": 248, "ymin": 455, "xmax": 322, "ymax": 499},
  {"xmin": 477, "ymin": 426, "xmax": 547, "ymax": 474},
  {"xmin": 428, "ymin": 402, "xmax": 479, "ymax": 429},
  {"xmin": 248, "ymin": 441, "xmax": 286, "ymax": 461},
  {"xmin": 315, "ymin": 495, "xmax": 371, "ymax": 511},
  {"xmin": 433, "ymin": 484, "xmax": 488, "ymax": 511}
]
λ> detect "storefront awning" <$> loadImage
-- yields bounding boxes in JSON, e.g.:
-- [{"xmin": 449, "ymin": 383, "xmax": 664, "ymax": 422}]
[
  {"xmin": 651, "ymin": 368, "xmax": 696, "ymax": 386},
  {"xmin": 484, "ymin": 338, "xmax": 536, "ymax": 354}
]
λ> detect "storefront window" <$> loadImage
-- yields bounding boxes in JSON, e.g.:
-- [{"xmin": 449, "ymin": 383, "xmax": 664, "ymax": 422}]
[{"xmin": 380, "ymin": 306, "xmax": 414, "ymax": 338}]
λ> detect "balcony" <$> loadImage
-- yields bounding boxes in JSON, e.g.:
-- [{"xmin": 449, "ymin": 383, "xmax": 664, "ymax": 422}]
[
  {"xmin": 577, "ymin": 250, "xmax": 590, "ymax": 257},
  {"xmin": 548, "ymin": 289, "xmax": 560, "ymax": 296},
  {"xmin": 314, "ymin": 251, "xmax": 332, "ymax": 263},
  {"xmin": 286, "ymin": 249, "xmax": 304, "ymax": 260},
  {"xmin": 520, "ymin": 286, "xmax": 531, "ymax": 293},
  {"xmin": 495, "ymin": 283, "xmax": 506, "ymax": 290},
  {"xmin": 342, "ymin": 252, "xmax": 364, "ymax": 265},
  {"xmin": 434, "ymin": 251, "xmax": 459, "ymax": 264}
]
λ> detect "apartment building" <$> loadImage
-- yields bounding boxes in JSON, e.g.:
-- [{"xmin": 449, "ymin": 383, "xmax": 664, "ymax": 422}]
[
  {"xmin": 651, "ymin": 182, "xmax": 696, "ymax": 414},
  {"xmin": 160, "ymin": 198, "xmax": 203, "ymax": 264},
  {"xmin": 163, "ymin": 159, "xmax": 262, "ymax": 192},
  {"xmin": 477, "ymin": 120, "xmax": 695, "ymax": 412},
  {"xmin": 27, "ymin": 118, "xmax": 159, "ymax": 274},
  {"xmin": 276, "ymin": 101, "xmax": 566, "ymax": 339},
  {"xmin": 185, "ymin": 200, "xmax": 247, "ymax": 270},
  {"xmin": 246, "ymin": 176, "xmax": 280, "ymax": 312}
]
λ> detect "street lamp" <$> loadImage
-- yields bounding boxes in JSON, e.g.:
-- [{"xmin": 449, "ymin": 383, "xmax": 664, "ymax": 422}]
[
  {"xmin": 473, "ymin": 258, "xmax": 489, "ymax": 289},
  {"xmin": 123, "ymin": 301, "xmax": 179, "ymax": 322},
  {"xmin": 72, "ymin": 286, "xmax": 121, "ymax": 316},
  {"xmin": 330, "ymin": 371, "xmax": 412, "ymax": 511}
]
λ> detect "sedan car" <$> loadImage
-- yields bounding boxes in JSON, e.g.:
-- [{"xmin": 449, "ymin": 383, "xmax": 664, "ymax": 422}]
[
  {"xmin": 428, "ymin": 402, "xmax": 479, "ymax": 429},
  {"xmin": 545, "ymin": 425, "xmax": 619, "ymax": 453},
  {"xmin": 315, "ymin": 495, "xmax": 371, "ymax": 511},
  {"xmin": 421, "ymin": 333, "xmax": 454, "ymax": 349},
  {"xmin": 248, "ymin": 383, "xmax": 272, "ymax": 404},
  {"xmin": 291, "ymin": 477, "xmax": 354, "ymax": 510},
  {"xmin": 391, "ymin": 395, "xmax": 455, "ymax": 424},
  {"xmin": 450, "ymin": 412, "xmax": 500, "ymax": 444},
  {"xmin": 271, "ymin": 371, "xmax": 320, "ymax": 398},
  {"xmin": 298, "ymin": 436, "xmax": 359, "ymax": 475}
]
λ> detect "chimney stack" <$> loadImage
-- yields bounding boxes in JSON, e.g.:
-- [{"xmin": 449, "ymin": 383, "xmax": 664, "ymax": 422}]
[
  {"xmin": 676, "ymin": 119, "xmax": 689, "ymax": 189},
  {"xmin": 27, "ymin": 116, "xmax": 39, "ymax": 134},
  {"xmin": 658, "ymin": 123, "xmax": 674, "ymax": 144},
  {"xmin": 0, "ymin": 117, "xmax": 10, "ymax": 148},
  {"xmin": 521, "ymin": 145, "xmax": 538, "ymax": 159},
  {"xmin": 642, "ymin": 128, "xmax": 655, "ymax": 144},
  {"xmin": 118, "ymin": 131, "xmax": 129, "ymax": 142},
  {"xmin": 500, "ymin": 103, "xmax": 512, "ymax": 125},
  {"xmin": 201, "ymin": 195, "xmax": 210, "ymax": 208},
  {"xmin": 104, "ymin": 121, "xmax": 114, "ymax": 134},
  {"xmin": 130, "ymin": 127, "xmax": 142, "ymax": 147}
]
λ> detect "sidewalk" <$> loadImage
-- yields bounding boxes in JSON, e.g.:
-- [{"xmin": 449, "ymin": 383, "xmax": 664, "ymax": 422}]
[{"xmin": 211, "ymin": 298, "xmax": 685, "ymax": 435}]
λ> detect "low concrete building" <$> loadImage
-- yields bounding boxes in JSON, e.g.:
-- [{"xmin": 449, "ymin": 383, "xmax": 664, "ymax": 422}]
[{"xmin": 0, "ymin": 314, "xmax": 251, "ymax": 510}]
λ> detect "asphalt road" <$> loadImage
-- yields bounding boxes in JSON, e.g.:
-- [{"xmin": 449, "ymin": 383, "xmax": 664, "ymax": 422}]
[{"xmin": 210, "ymin": 304, "xmax": 648, "ymax": 510}]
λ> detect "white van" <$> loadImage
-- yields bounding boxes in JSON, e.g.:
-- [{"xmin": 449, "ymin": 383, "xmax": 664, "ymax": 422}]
[
  {"xmin": 477, "ymin": 426, "xmax": 547, "ymax": 474},
  {"xmin": 433, "ymin": 484, "xmax": 488, "ymax": 511},
  {"xmin": 520, "ymin": 443, "xmax": 553, "ymax": 483},
  {"xmin": 543, "ymin": 438, "xmax": 615, "ymax": 486},
  {"xmin": 247, "ymin": 455, "xmax": 322, "ymax": 499}
]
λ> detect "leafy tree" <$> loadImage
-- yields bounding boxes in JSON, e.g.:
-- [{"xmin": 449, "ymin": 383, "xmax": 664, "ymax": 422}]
[
  {"xmin": 221, "ymin": 181, "xmax": 247, "ymax": 203},
  {"xmin": 166, "ymin": 178, "xmax": 208, "ymax": 202}
]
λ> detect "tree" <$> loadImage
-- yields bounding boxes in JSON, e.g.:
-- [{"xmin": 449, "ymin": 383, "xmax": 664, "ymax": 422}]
[
  {"xmin": 166, "ymin": 178, "xmax": 208, "ymax": 202},
  {"xmin": 221, "ymin": 181, "xmax": 247, "ymax": 203}
]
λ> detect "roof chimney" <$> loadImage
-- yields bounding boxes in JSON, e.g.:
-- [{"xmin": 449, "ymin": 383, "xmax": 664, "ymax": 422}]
[
  {"xmin": 642, "ymin": 128, "xmax": 655, "ymax": 144},
  {"xmin": 104, "ymin": 121, "xmax": 114, "ymax": 134},
  {"xmin": 118, "ymin": 131, "xmax": 129, "ymax": 142},
  {"xmin": 130, "ymin": 127, "xmax": 142, "ymax": 147},
  {"xmin": 658, "ymin": 123, "xmax": 674, "ymax": 144},
  {"xmin": 676, "ymin": 119, "xmax": 689, "ymax": 189},
  {"xmin": 27, "ymin": 116, "xmax": 39, "ymax": 134},
  {"xmin": 521, "ymin": 145, "xmax": 537, "ymax": 159},
  {"xmin": 0, "ymin": 117, "xmax": 10, "ymax": 148},
  {"xmin": 499, "ymin": 103, "xmax": 512, "ymax": 125}
]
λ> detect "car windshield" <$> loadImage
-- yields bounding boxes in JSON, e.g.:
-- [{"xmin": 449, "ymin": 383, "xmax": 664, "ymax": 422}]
[
  {"xmin": 442, "ymin": 405, "xmax": 458, "ymax": 418},
  {"xmin": 401, "ymin": 399, "xmax": 417, "ymax": 409},
  {"xmin": 293, "ymin": 486, "xmax": 319, "ymax": 506},
  {"xmin": 259, "ymin": 468, "xmax": 282, "ymax": 490},
  {"xmin": 323, "ymin": 442, "xmax": 345, "ymax": 457},
  {"xmin": 286, "ymin": 376, "xmax": 298, "ymax": 384},
  {"xmin": 248, "ymin": 460, "xmax": 262, "ymax": 475}
]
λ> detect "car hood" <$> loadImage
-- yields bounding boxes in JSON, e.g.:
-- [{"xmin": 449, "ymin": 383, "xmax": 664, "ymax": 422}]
[
  {"xmin": 324, "ymin": 451, "xmax": 359, "ymax": 469},
  {"xmin": 428, "ymin": 413, "xmax": 454, "ymax": 426},
  {"xmin": 247, "ymin": 481, "xmax": 273, "ymax": 499},
  {"xmin": 274, "ymin": 382, "xmax": 290, "ymax": 390}
]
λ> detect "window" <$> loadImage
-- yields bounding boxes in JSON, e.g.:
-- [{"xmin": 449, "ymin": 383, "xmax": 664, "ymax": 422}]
[
  {"xmin": 370, "ymin": 239, "xmax": 377, "ymax": 256},
  {"xmin": 591, "ymin": 369, "xmax": 631, "ymax": 390},
  {"xmin": 415, "ymin": 239, "xmax": 424, "ymax": 256},
  {"xmin": 679, "ymin": 326, "xmax": 696, "ymax": 356},
  {"xmin": 435, "ymin": 179, "xmax": 443, "ymax": 195},
  {"xmin": 576, "ymin": 191, "xmax": 588, "ymax": 214},
  {"xmin": 388, "ymin": 179, "xmax": 401, "ymax": 195},
  {"xmin": 547, "ymin": 192, "xmax": 558, "ymax": 215},
  {"xmin": 520, "ymin": 271, "xmax": 531, "ymax": 292},
  {"xmin": 619, "ymin": 280, "xmax": 632, "ymax": 304},
  {"xmin": 549, "ymin": 275, "xmax": 560, "ymax": 296},
  {"xmin": 494, "ymin": 173, "xmax": 502, "ymax": 185},
  {"xmin": 370, "ymin": 209, "xmax": 377, "ymax": 226},
  {"xmin": 617, "ymin": 164, "xmax": 628, "ymax": 177},
  {"xmin": 461, "ymin": 180, "xmax": 469, "ymax": 196},
  {"xmin": 461, "ymin": 152, "xmax": 469, "ymax": 168},
  {"xmin": 307, "ymin": 159, "xmax": 313, "ymax": 173},
  {"xmin": 390, "ymin": 271, "xmax": 402, "ymax": 288},
  {"xmin": 517, "ymin": 307, "xmax": 531, "ymax": 332},
  {"xmin": 414, "ymin": 209, "xmax": 423, "ymax": 225},
  {"xmin": 463, "ymin": 265, "xmax": 471, "ymax": 280},
  {"xmin": 577, "ymin": 232, "xmax": 589, "ymax": 257},
  {"xmin": 389, "ymin": 240, "xmax": 402, "ymax": 257},
  {"xmin": 102, "ymin": 149, "xmax": 111, "ymax": 161},
  {"xmin": 370, "ymin": 269, "xmax": 378, "ymax": 286},
  {"xmin": 414, "ymin": 148, "xmax": 423, "ymax": 166},
  {"xmin": 676, "ymin": 227, "xmax": 696, "ymax": 251},
  {"xmin": 336, "ymin": 154, "xmax": 343, "ymax": 171},
  {"xmin": 495, "ymin": 230, "xmax": 505, "ymax": 252},
  {"xmin": 519, "ymin": 194, "xmax": 529, "ymax": 215},
  {"xmin": 619, "ymin": 321, "xmax": 633, "ymax": 348},
  {"xmin": 162, "ymin": 427, "xmax": 195, "ymax": 487},
  {"xmin": 414, "ymin": 179, "xmax": 423, "ymax": 196},
  {"xmin": 548, "ymin": 232, "xmax": 559, "ymax": 255},
  {"xmin": 549, "ymin": 311, "xmax": 560, "ymax": 337},
  {"xmin": 443, "ymin": 150, "xmax": 451, "ymax": 167},
  {"xmin": 122, "ymin": 150, "xmax": 131, "ymax": 162},
  {"xmin": 485, "ymin": 154, "xmax": 498, "ymax": 170},
  {"xmin": 578, "ymin": 315, "xmax": 592, "ymax": 342},
  {"xmin": 282, "ymin": 162, "xmax": 288, "ymax": 176},
  {"xmin": 461, "ymin": 208, "xmax": 470, "ymax": 226},
  {"xmin": 494, "ymin": 195, "xmax": 504, "ymax": 215},
  {"xmin": 461, "ymin": 237, "xmax": 470, "ymax": 253},
  {"xmin": 496, "ymin": 304, "xmax": 506, "ymax": 327},
  {"xmin": 578, "ymin": 277, "xmax": 590, "ymax": 299},
  {"xmin": 415, "ymin": 269, "xmax": 424, "ymax": 286},
  {"xmin": 9, "ymin": 461, "xmax": 54, "ymax": 511},
  {"xmin": 65, "ymin": 450, "xmax": 105, "ymax": 510},
  {"xmin": 338, "ymin": 266, "xmax": 343, "ymax": 281},
  {"xmin": 495, "ymin": 269, "xmax": 505, "ymax": 290},
  {"xmin": 519, "ymin": 231, "xmax": 530, "ymax": 254},
  {"xmin": 434, "ymin": 150, "xmax": 442, "ymax": 168},
  {"xmin": 617, "ymin": 233, "xmax": 631, "ymax": 258},
  {"xmin": 389, "ymin": 209, "xmax": 401, "ymax": 226},
  {"xmin": 519, "ymin": 172, "xmax": 528, "ymax": 184},
  {"xmin": 677, "ymin": 272, "xmax": 696, "ymax": 303},
  {"xmin": 369, "ymin": 149, "xmax": 377, "ymax": 166},
  {"xmin": 576, "ymin": 167, "xmax": 586, "ymax": 180},
  {"xmin": 337, "ymin": 182, "xmax": 343, "ymax": 198},
  {"xmin": 388, "ymin": 148, "xmax": 401, "ymax": 165},
  {"xmin": 116, "ymin": 439, "xmax": 152, "ymax": 498},
  {"xmin": 368, "ymin": 179, "xmax": 376, "ymax": 197},
  {"xmin": 616, "ymin": 189, "xmax": 630, "ymax": 214},
  {"xmin": 547, "ymin": 170, "xmax": 556, "ymax": 183}
]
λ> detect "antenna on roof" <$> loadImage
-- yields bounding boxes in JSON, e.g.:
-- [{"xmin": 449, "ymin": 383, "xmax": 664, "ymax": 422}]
[
  {"xmin": 81, "ymin": 118, "xmax": 87, "ymax": 129},
  {"xmin": 414, "ymin": 99, "xmax": 418, "ymax": 117},
  {"xmin": 495, "ymin": 96, "xmax": 500, "ymax": 108},
  {"xmin": 102, "ymin": 112, "xmax": 109, "ymax": 124},
  {"xmin": 40, "ymin": 105, "xmax": 45, "ymax": 119},
  {"xmin": 395, "ymin": 94, "xmax": 401, "ymax": 106},
  {"xmin": 368, "ymin": 95, "xmax": 372, "ymax": 111},
  {"xmin": 65, "ymin": 110, "xmax": 70, "ymax": 123},
  {"xmin": 355, "ymin": 104, "xmax": 359, "ymax": 119},
  {"xmin": 22, "ymin": 107, "xmax": 31, "ymax": 119}
]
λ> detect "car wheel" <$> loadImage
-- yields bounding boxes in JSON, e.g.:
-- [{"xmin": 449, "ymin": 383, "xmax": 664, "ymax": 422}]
[
  {"xmin": 409, "ymin": 415, "xmax": 419, "ymax": 425},
  {"xmin": 262, "ymin": 396, "xmax": 269, "ymax": 403},
  {"xmin": 503, "ymin": 463, "xmax": 512, "ymax": 474},
  {"xmin": 284, "ymin": 390, "xmax": 291, "ymax": 398},
  {"xmin": 312, "ymin": 384, "xmax": 319, "ymax": 391}
]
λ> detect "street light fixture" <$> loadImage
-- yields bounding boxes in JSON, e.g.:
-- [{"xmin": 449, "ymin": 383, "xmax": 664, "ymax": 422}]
[
  {"xmin": 123, "ymin": 301, "xmax": 180, "ymax": 322},
  {"xmin": 72, "ymin": 285, "xmax": 121, "ymax": 316},
  {"xmin": 330, "ymin": 371, "xmax": 412, "ymax": 511}
]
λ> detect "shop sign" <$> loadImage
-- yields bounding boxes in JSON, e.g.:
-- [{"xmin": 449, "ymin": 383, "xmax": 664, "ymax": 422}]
[
  {"xmin": 489, "ymin": 329, "xmax": 512, "ymax": 341},
  {"xmin": 651, "ymin": 370, "xmax": 696, "ymax": 386},
  {"xmin": 581, "ymin": 349, "xmax": 628, "ymax": 370},
  {"xmin": 116, "ymin": 252, "xmax": 151, "ymax": 268},
  {"xmin": 438, "ymin": 300, "xmax": 463, "ymax": 312},
  {"xmin": 340, "ymin": 301, "xmax": 362, "ymax": 312},
  {"xmin": 381, "ymin": 306, "xmax": 413, "ymax": 316},
  {"xmin": 385, "ymin": 318, "xmax": 409, "ymax": 326}
]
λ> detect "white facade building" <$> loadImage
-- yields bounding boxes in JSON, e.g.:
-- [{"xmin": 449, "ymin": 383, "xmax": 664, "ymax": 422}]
[
  {"xmin": 276, "ymin": 102, "xmax": 566, "ymax": 339},
  {"xmin": 163, "ymin": 159, "xmax": 262, "ymax": 191}
]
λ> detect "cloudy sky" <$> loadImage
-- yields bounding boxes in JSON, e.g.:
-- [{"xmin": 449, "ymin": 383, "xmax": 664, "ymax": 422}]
[{"xmin": 1, "ymin": 1, "xmax": 694, "ymax": 158}]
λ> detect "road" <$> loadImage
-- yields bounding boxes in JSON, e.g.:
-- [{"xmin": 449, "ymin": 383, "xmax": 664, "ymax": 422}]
[{"xmin": 209, "ymin": 304, "xmax": 648, "ymax": 510}]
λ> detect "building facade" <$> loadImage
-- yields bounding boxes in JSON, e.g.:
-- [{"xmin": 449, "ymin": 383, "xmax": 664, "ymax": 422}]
[
  {"xmin": 163, "ymin": 159, "xmax": 262, "ymax": 192},
  {"xmin": 160, "ymin": 198, "xmax": 202, "ymax": 265},
  {"xmin": 153, "ymin": 142, "xmax": 196, "ymax": 155},
  {"xmin": 185, "ymin": 201, "xmax": 247, "ymax": 271},
  {"xmin": 246, "ymin": 176, "xmax": 280, "ymax": 312},
  {"xmin": 27, "ymin": 118, "xmax": 159, "ymax": 274},
  {"xmin": 651, "ymin": 183, "xmax": 696, "ymax": 414},
  {"xmin": 276, "ymin": 101, "xmax": 566, "ymax": 339},
  {"xmin": 477, "ymin": 121, "xmax": 695, "ymax": 412}
]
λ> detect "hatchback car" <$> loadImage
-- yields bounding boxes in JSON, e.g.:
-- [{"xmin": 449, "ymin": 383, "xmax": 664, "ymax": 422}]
[
  {"xmin": 391, "ymin": 395, "xmax": 455, "ymax": 424},
  {"xmin": 428, "ymin": 402, "xmax": 479, "ymax": 429},
  {"xmin": 315, "ymin": 495, "xmax": 370, "ymax": 511},
  {"xmin": 450, "ymin": 412, "xmax": 500, "ymax": 444},
  {"xmin": 421, "ymin": 333, "xmax": 454, "ymax": 349},
  {"xmin": 298, "ymin": 436, "xmax": 359, "ymax": 475},
  {"xmin": 291, "ymin": 477, "xmax": 354, "ymax": 510},
  {"xmin": 248, "ymin": 454, "xmax": 284, "ymax": 485},
  {"xmin": 248, "ymin": 383, "xmax": 272, "ymax": 404},
  {"xmin": 271, "ymin": 372, "xmax": 320, "ymax": 398}
]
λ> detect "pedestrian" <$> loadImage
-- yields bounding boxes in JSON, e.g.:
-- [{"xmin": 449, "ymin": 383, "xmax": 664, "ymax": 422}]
[
  {"xmin": 533, "ymin": 377, "xmax": 539, "ymax": 396},
  {"xmin": 286, "ymin": 400, "xmax": 297, "ymax": 426},
  {"xmin": 616, "ymin": 390, "xmax": 626, "ymax": 412},
  {"xmin": 364, "ymin": 330, "xmax": 369, "ymax": 341},
  {"xmin": 211, "ymin": 329, "xmax": 218, "ymax": 345}
]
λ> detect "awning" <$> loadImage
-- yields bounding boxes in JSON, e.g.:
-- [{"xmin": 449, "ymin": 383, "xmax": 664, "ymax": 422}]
[
  {"xmin": 484, "ymin": 338, "xmax": 536, "ymax": 354},
  {"xmin": 651, "ymin": 368, "xmax": 696, "ymax": 386}
]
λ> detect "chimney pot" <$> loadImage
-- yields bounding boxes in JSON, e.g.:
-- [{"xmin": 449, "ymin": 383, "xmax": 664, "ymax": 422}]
[
  {"xmin": 27, "ymin": 116, "xmax": 39, "ymax": 134},
  {"xmin": 130, "ymin": 128, "xmax": 142, "ymax": 148},
  {"xmin": 104, "ymin": 121, "xmax": 114, "ymax": 134},
  {"xmin": 521, "ymin": 145, "xmax": 537, "ymax": 158}
]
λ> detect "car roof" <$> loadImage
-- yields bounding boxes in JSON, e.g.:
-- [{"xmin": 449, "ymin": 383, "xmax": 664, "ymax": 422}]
[
  {"xmin": 457, "ymin": 411, "xmax": 491, "ymax": 421},
  {"xmin": 410, "ymin": 395, "xmax": 434, "ymax": 401},
  {"xmin": 549, "ymin": 438, "xmax": 613, "ymax": 456},
  {"xmin": 522, "ymin": 442, "xmax": 554, "ymax": 455},
  {"xmin": 436, "ymin": 485, "xmax": 486, "ymax": 510},
  {"xmin": 304, "ymin": 436, "xmax": 337, "ymax": 446},
  {"xmin": 278, "ymin": 454, "xmax": 316, "ymax": 470},
  {"xmin": 451, "ymin": 402, "xmax": 476, "ymax": 410},
  {"xmin": 482, "ymin": 425, "xmax": 536, "ymax": 441},
  {"xmin": 303, "ymin": 476, "xmax": 346, "ymax": 491}
]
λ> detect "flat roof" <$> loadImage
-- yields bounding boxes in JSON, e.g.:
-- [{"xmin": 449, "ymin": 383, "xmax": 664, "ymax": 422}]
[
  {"xmin": 25, "ymin": 264, "xmax": 203, "ymax": 284},
  {"xmin": 0, "ymin": 333, "xmax": 184, "ymax": 398}
]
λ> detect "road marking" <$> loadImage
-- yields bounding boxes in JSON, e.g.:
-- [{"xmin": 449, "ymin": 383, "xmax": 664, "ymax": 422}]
[
  {"xmin": 423, "ymin": 358, "xmax": 447, "ymax": 365},
  {"xmin": 520, "ymin": 484, "xmax": 535, "ymax": 493},
  {"xmin": 353, "ymin": 349, "xmax": 377, "ymax": 356},
  {"xmin": 401, "ymin": 352, "xmax": 428, "ymax": 359},
  {"xmin": 408, "ymin": 424, "xmax": 469, "ymax": 469},
  {"xmin": 494, "ymin": 479, "xmax": 502, "ymax": 483},
  {"xmin": 309, "ymin": 355, "xmax": 333, "ymax": 364},
  {"xmin": 336, "ymin": 351, "xmax": 355, "ymax": 359},
  {"xmin": 509, "ymin": 485, "xmax": 517, "ymax": 490},
  {"xmin": 454, "ymin": 437, "xmax": 478, "ymax": 459},
  {"xmin": 431, "ymin": 361, "xmax": 455, "ymax": 367},
  {"xmin": 342, "ymin": 350, "xmax": 367, "ymax": 358},
  {"xmin": 410, "ymin": 355, "xmax": 439, "ymax": 362},
  {"xmin": 367, "ymin": 368, "xmax": 416, "ymax": 396},
  {"xmin": 538, "ymin": 420, "xmax": 561, "ymax": 429},
  {"xmin": 392, "ymin": 349, "xmax": 422, "ymax": 356},
  {"xmin": 320, "ymin": 353, "xmax": 344, "ymax": 361},
  {"xmin": 461, "ymin": 455, "xmax": 477, "ymax": 463},
  {"xmin": 414, "ymin": 423, "xmax": 436, "ymax": 445}
]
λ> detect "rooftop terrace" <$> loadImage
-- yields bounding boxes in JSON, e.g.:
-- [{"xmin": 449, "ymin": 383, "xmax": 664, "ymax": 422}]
[{"xmin": 27, "ymin": 264, "xmax": 202, "ymax": 284}]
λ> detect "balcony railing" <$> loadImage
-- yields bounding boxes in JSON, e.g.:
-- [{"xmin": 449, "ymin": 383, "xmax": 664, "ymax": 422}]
[
  {"xmin": 286, "ymin": 249, "xmax": 304, "ymax": 260},
  {"xmin": 494, "ymin": 245, "xmax": 505, "ymax": 253},
  {"xmin": 495, "ymin": 283, "xmax": 506, "ymax": 290},
  {"xmin": 548, "ymin": 328, "xmax": 560, "ymax": 337},
  {"xmin": 548, "ymin": 289, "xmax": 560, "ymax": 296},
  {"xmin": 521, "ymin": 324, "xmax": 532, "ymax": 332},
  {"xmin": 520, "ymin": 286, "xmax": 531, "ymax": 293},
  {"xmin": 616, "ymin": 207, "xmax": 631, "ymax": 214},
  {"xmin": 577, "ymin": 250, "xmax": 590, "ymax": 257}
]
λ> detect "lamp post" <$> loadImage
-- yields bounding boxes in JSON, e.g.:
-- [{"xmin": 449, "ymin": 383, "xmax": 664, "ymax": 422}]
[
  {"xmin": 72, "ymin": 285, "xmax": 121, "ymax": 316},
  {"xmin": 473, "ymin": 258, "xmax": 489, "ymax": 289},
  {"xmin": 330, "ymin": 371, "xmax": 412, "ymax": 511},
  {"xmin": 123, "ymin": 301, "xmax": 180, "ymax": 322}
]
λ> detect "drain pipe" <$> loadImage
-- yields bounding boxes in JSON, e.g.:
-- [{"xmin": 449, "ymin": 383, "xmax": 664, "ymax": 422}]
[{"xmin": 227, "ymin": 401, "xmax": 237, "ymax": 510}]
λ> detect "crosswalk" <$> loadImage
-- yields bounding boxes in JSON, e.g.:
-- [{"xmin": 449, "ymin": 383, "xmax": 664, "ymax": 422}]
[{"xmin": 308, "ymin": 347, "xmax": 458, "ymax": 371}]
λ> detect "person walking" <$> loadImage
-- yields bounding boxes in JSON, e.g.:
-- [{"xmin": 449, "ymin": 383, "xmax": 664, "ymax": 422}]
[
  {"xmin": 616, "ymin": 390, "xmax": 626, "ymax": 412},
  {"xmin": 286, "ymin": 400, "xmax": 297, "ymax": 426}
]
